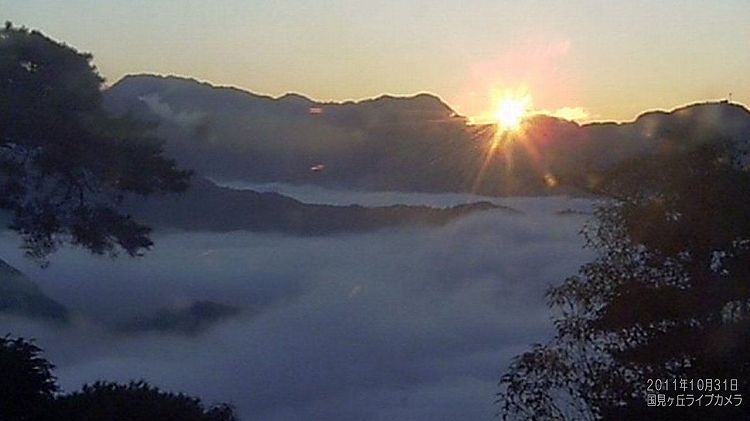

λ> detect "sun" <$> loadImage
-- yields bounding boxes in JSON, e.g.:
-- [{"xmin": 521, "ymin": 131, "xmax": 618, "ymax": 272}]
[{"xmin": 494, "ymin": 96, "xmax": 531, "ymax": 131}]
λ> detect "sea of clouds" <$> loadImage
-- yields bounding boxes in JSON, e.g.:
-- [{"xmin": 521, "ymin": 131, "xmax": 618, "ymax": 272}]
[{"xmin": 0, "ymin": 188, "xmax": 595, "ymax": 420}]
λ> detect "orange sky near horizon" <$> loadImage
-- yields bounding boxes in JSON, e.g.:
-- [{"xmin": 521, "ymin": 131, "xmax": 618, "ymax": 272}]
[{"xmin": 3, "ymin": 0, "xmax": 749, "ymax": 122}]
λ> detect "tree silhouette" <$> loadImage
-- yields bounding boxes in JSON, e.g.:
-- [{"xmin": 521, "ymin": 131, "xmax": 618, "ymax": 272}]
[
  {"xmin": 56, "ymin": 381, "xmax": 238, "ymax": 421},
  {"xmin": 0, "ymin": 23, "xmax": 190, "ymax": 263},
  {"xmin": 0, "ymin": 335, "xmax": 237, "ymax": 420},
  {"xmin": 0, "ymin": 335, "xmax": 57, "ymax": 421},
  {"xmin": 498, "ymin": 139, "xmax": 750, "ymax": 420}
]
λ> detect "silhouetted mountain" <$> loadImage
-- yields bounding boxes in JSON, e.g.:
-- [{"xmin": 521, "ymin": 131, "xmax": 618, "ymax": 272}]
[
  {"xmin": 104, "ymin": 74, "xmax": 475, "ymax": 192},
  {"xmin": 116, "ymin": 301, "xmax": 241, "ymax": 335},
  {"xmin": 105, "ymin": 74, "xmax": 750, "ymax": 195},
  {"xmin": 125, "ymin": 177, "xmax": 507, "ymax": 234},
  {"xmin": 0, "ymin": 259, "xmax": 69, "ymax": 322}
]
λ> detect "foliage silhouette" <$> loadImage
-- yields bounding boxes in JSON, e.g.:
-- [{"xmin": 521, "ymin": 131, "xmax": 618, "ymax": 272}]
[
  {"xmin": 0, "ymin": 335, "xmax": 57, "ymax": 421},
  {"xmin": 498, "ymin": 139, "xmax": 750, "ymax": 420},
  {"xmin": 56, "ymin": 381, "xmax": 238, "ymax": 421},
  {"xmin": 0, "ymin": 335, "xmax": 237, "ymax": 421},
  {"xmin": 0, "ymin": 23, "xmax": 190, "ymax": 263}
]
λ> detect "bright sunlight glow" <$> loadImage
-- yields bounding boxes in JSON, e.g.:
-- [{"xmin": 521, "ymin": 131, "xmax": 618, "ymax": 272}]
[{"xmin": 494, "ymin": 95, "xmax": 531, "ymax": 131}]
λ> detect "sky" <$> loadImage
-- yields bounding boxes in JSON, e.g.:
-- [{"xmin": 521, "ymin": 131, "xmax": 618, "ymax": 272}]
[{"xmin": 3, "ymin": 0, "xmax": 750, "ymax": 121}]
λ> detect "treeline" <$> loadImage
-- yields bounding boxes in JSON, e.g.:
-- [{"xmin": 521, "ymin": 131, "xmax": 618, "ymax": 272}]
[{"xmin": 0, "ymin": 335, "xmax": 237, "ymax": 421}]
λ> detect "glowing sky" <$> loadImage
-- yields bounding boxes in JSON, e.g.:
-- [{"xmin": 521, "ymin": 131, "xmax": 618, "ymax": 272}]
[{"xmin": 3, "ymin": 0, "xmax": 749, "ymax": 121}]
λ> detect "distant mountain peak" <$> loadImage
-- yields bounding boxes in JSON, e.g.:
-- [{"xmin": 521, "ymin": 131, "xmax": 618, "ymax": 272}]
[
  {"xmin": 354, "ymin": 92, "xmax": 456, "ymax": 115},
  {"xmin": 278, "ymin": 92, "xmax": 314, "ymax": 104},
  {"xmin": 582, "ymin": 100, "xmax": 750, "ymax": 127},
  {"xmin": 109, "ymin": 73, "xmax": 275, "ymax": 103},
  {"xmin": 108, "ymin": 73, "xmax": 458, "ymax": 115}
]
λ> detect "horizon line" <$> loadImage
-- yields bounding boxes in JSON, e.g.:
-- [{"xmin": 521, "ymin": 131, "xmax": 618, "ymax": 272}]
[{"xmin": 109, "ymin": 72, "xmax": 749, "ymax": 126}]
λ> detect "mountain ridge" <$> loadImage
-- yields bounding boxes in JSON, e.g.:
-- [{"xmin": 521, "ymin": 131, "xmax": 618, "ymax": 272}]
[
  {"xmin": 104, "ymin": 74, "xmax": 750, "ymax": 196},
  {"xmin": 110, "ymin": 74, "xmax": 455, "ymax": 113},
  {"xmin": 125, "ymin": 177, "xmax": 509, "ymax": 234}
]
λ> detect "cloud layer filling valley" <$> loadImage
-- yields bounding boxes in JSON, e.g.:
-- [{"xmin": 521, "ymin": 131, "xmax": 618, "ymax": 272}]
[{"xmin": 0, "ymin": 192, "xmax": 593, "ymax": 420}]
